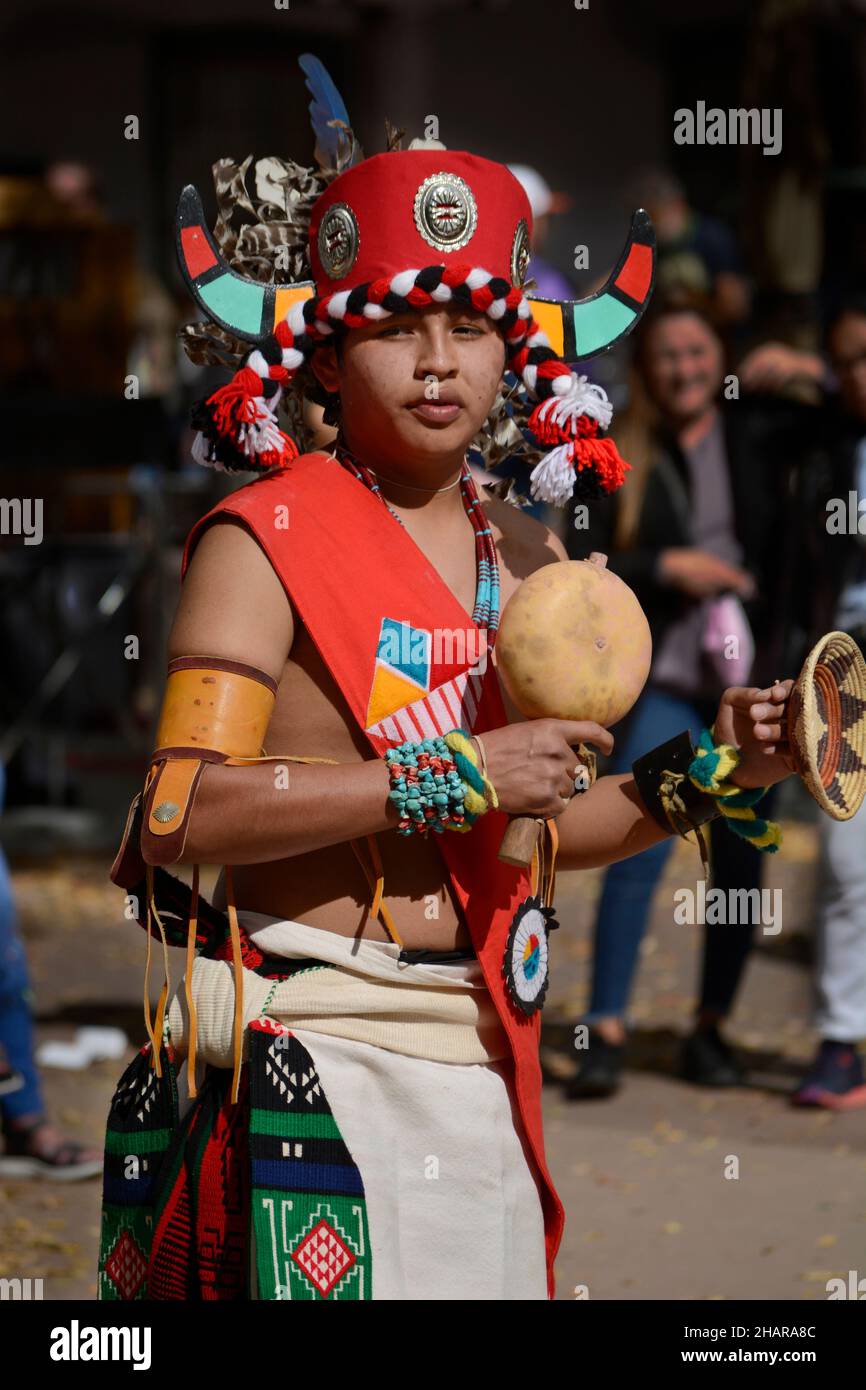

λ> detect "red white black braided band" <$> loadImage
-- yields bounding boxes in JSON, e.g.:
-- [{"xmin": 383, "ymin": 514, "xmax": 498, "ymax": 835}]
[
  {"xmin": 193, "ymin": 262, "xmax": 628, "ymax": 502},
  {"xmin": 246, "ymin": 263, "xmax": 608, "ymax": 421}
]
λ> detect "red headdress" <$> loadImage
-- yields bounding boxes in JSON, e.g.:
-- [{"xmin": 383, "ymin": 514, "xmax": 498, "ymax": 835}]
[{"xmin": 176, "ymin": 72, "xmax": 655, "ymax": 511}]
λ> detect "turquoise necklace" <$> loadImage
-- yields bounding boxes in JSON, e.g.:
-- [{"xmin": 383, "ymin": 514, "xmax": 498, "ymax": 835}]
[{"xmin": 334, "ymin": 444, "xmax": 501, "ymax": 644}]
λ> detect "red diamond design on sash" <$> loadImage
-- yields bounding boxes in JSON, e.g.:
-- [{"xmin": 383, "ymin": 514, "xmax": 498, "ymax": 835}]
[
  {"xmin": 290, "ymin": 1217, "xmax": 356, "ymax": 1297},
  {"xmin": 104, "ymin": 1229, "xmax": 148, "ymax": 1300}
]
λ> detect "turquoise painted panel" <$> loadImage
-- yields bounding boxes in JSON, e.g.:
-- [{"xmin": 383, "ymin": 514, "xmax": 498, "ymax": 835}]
[
  {"xmin": 572, "ymin": 295, "xmax": 635, "ymax": 357},
  {"xmin": 200, "ymin": 273, "xmax": 265, "ymax": 335}
]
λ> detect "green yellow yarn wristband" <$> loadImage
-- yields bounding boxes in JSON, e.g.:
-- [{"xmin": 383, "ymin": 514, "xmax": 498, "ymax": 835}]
[
  {"xmin": 688, "ymin": 728, "xmax": 781, "ymax": 853},
  {"xmin": 443, "ymin": 729, "xmax": 499, "ymax": 820}
]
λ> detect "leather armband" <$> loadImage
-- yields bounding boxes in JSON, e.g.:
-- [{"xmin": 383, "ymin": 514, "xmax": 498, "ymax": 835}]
[
  {"xmin": 631, "ymin": 730, "xmax": 722, "ymax": 837},
  {"xmin": 110, "ymin": 789, "xmax": 145, "ymax": 890},
  {"xmin": 141, "ymin": 657, "xmax": 277, "ymax": 864}
]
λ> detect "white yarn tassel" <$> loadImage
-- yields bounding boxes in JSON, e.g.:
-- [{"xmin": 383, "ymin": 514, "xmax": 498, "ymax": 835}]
[
  {"xmin": 529, "ymin": 444, "xmax": 577, "ymax": 507},
  {"xmin": 191, "ymin": 430, "xmax": 214, "ymax": 469},
  {"xmin": 525, "ymin": 373, "xmax": 616, "ymax": 507},
  {"xmin": 190, "ymin": 391, "xmax": 286, "ymax": 473},
  {"xmin": 540, "ymin": 373, "xmax": 613, "ymax": 430},
  {"xmin": 237, "ymin": 388, "xmax": 285, "ymax": 460},
  {"xmin": 192, "ymin": 431, "xmax": 241, "ymax": 474}
]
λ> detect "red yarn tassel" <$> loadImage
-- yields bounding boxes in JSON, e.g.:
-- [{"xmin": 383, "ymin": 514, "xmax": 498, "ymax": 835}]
[
  {"xmin": 527, "ymin": 405, "xmax": 631, "ymax": 499},
  {"xmin": 192, "ymin": 364, "xmax": 299, "ymax": 473},
  {"xmin": 255, "ymin": 432, "xmax": 299, "ymax": 471},
  {"xmin": 208, "ymin": 366, "xmax": 265, "ymax": 438},
  {"xmin": 571, "ymin": 432, "xmax": 631, "ymax": 493}
]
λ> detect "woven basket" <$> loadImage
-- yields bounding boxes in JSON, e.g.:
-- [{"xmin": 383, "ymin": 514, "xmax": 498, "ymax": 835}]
[{"xmin": 787, "ymin": 631, "xmax": 866, "ymax": 820}]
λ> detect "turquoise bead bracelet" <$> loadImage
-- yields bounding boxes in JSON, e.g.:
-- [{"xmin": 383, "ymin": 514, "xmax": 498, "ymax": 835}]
[{"xmin": 385, "ymin": 735, "xmax": 468, "ymax": 835}]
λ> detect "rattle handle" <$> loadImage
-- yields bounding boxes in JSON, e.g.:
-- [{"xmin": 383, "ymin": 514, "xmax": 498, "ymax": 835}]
[{"xmin": 498, "ymin": 815, "xmax": 543, "ymax": 867}]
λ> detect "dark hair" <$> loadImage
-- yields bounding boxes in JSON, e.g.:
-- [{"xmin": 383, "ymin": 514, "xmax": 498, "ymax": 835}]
[{"xmin": 824, "ymin": 294, "xmax": 866, "ymax": 353}]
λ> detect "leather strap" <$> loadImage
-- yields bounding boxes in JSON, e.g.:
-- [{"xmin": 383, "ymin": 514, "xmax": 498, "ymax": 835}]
[
  {"xmin": 110, "ymin": 790, "xmax": 144, "ymax": 888},
  {"xmin": 145, "ymin": 759, "xmax": 205, "ymax": 853},
  {"xmin": 632, "ymin": 729, "xmax": 722, "ymax": 835}
]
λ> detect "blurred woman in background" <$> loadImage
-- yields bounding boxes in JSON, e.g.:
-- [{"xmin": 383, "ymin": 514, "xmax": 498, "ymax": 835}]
[{"xmin": 565, "ymin": 296, "xmax": 810, "ymax": 1097}]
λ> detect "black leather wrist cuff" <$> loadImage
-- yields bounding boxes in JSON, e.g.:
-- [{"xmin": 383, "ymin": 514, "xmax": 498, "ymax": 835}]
[{"xmin": 632, "ymin": 730, "xmax": 722, "ymax": 835}]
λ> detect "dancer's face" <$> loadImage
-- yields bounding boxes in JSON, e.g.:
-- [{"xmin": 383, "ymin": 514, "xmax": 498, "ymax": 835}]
[
  {"xmin": 312, "ymin": 303, "xmax": 507, "ymax": 473},
  {"xmin": 642, "ymin": 311, "xmax": 724, "ymax": 426}
]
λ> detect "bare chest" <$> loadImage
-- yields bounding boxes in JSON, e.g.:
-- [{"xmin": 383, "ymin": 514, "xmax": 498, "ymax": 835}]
[
  {"xmin": 266, "ymin": 511, "xmax": 522, "ymax": 751},
  {"xmin": 231, "ymin": 509, "xmax": 528, "ymax": 943}
]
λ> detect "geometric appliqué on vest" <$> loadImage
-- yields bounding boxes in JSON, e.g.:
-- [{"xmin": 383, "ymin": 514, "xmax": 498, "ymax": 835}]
[
  {"xmin": 364, "ymin": 615, "xmax": 487, "ymax": 743},
  {"xmin": 366, "ymin": 617, "xmax": 430, "ymax": 727}
]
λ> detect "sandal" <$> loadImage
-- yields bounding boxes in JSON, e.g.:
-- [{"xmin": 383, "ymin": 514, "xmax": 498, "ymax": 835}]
[{"xmin": 0, "ymin": 1119, "xmax": 103, "ymax": 1182}]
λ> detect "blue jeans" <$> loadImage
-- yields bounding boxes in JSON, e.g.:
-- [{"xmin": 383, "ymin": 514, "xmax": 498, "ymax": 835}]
[
  {"xmin": 584, "ymin": 684, "xmax": 771, "ymax": 1026},
  {"xmin": 0, "ymin": 764, "xmax": 44, "ymax": 1123}
]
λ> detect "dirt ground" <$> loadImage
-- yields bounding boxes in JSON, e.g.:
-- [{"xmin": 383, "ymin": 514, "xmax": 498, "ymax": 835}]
[{"xmin": 1, "ymin": 821, "xmax": 864, "ymax": 1301}]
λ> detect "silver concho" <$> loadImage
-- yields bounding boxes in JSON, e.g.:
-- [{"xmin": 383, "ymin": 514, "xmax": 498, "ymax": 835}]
[
  {"xmin": 317, "ymin": 202, "xmax": 359, "ymax": 280},
  {"xmin": 413, "ymin": 172, "xmax": 478, "ymax": 253},
  {"xmin": 511, "ymin": 217, "xmax": 531, "ymax": 286}
]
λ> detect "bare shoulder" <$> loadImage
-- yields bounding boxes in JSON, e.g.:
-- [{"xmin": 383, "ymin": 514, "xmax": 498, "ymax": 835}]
[
  {"xmin": 482, "ymin": 492, "xmax": 569, "ymax": 584},
  {"xmin": 169, "ymin": 515, "xmax": 294, "ymax": 680}
]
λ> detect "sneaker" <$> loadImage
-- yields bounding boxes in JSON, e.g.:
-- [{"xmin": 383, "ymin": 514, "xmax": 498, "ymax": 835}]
[
  {"xmin": 0, "ymin": 1121, "xmax": 103, "ymax": 1182},
  {"xmin": 0, "ymin": 1065, "xmax": 25, "ymax": 1099},
  {"xmin": 792, "ymin": 1040, "xmax": 866, "ymax": 1111},
  {"xmin": 566, "ymin": 1029, "xmax": 625, "ymax": 1099},
  {"xmin": 681, "ymin": 1025, "xmax": 744, "ymax": 1087}
]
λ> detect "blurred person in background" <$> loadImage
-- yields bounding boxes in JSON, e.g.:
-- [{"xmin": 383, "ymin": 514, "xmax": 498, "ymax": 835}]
[
  {"xmin": 0, "ymin": 762, "xmax": 103, "ymax": 1178},
  {"xmin": 758, "ymin": 295, "xmax": 866, "ymax": 1109},
  {"xmin": 565, "ymin": 295, "xmax": 811, "ymax": 1097},
  {"xmin": 508, "ymin": 164, "xmax": 576, "ymax": 302},
  {"xmin": 632, "ymin": 168, "xmax": 751, "ymax": 328},
  {"xmin": 44, "ymin": 160, "xmax": 104, "ymax": 221},
  {"xmin": 0, "ymin": 1053, "xmax": 23, "ymax": 1097}
]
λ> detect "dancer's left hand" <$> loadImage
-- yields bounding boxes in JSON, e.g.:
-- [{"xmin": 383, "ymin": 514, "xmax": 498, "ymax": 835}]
[{"xmin": 713, "ymin": 680, "xmax": 796, "ymax": 789}]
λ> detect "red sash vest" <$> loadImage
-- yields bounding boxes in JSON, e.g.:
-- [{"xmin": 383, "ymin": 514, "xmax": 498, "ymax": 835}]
[{"xmin": 183, "ymin": 452, "xmax": 566, "ymax": 1297}]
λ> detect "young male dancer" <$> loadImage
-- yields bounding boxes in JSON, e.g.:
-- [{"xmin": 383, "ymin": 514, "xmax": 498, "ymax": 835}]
[{"xmin": 98, "ymin": 122, "xmax": 794, "ymax": 1302}]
